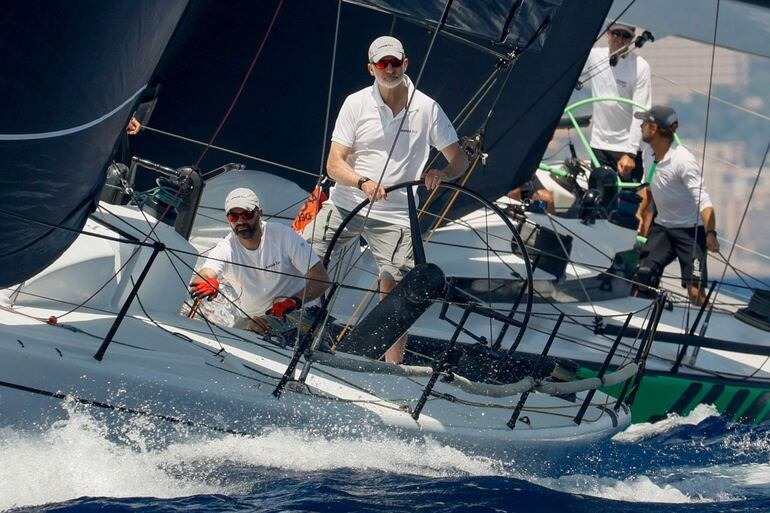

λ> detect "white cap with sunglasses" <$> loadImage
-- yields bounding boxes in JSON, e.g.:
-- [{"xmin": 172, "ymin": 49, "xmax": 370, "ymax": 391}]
[
  {"xmin": 224, "ymin": 187, "xmax": 260, "ymax": 213},
  {"xmin": 608, "ymin": 23, "xmax": 636, "ymax": 37},
  {"xmin": 368, "ymin": 36, "xmax": 405, "ymax": 63}
]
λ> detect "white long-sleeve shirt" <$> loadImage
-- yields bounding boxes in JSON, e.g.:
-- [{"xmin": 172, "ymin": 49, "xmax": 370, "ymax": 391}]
[
  {"xmin": 645, "ymin": 144, "xmax": 713, "ymax": 229},
  {"xmin": 584, "ymin": 47, "xmax": 652, "ymax": 154}
]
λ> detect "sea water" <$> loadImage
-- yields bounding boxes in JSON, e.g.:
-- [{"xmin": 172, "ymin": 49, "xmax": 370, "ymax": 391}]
[{"xmin": 2, "ymin": 404, "xmax": 770, "ymax": 513}]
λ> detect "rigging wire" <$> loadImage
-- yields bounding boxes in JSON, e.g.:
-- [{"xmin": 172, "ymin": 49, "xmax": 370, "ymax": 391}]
[
  {"xmin": 681, "ymin": 0, "xmax": 720, "ymax": 334},
  {"xmin": 544, "ymin": 214, "xmax": 599, "ymax": 319},
  {"xmin": 141, "ymin": 126, "xmax": 318, "ymax": 177},
  {"xmin": 651, "ymin": 72, "xmax": 770, "ymax": 123},
  {"xmin": 485, "ymin": 0, "xmax": 638, "ymax": 156},
  {"xmin": 701, "ymin": 138, "xmax": 770, "ymax": 326}
]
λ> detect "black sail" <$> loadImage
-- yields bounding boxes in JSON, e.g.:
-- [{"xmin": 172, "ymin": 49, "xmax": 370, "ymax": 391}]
[
  {"xmin": 131, "ymin": 0, "xmax": 610, "ymax": 218},
  {"xmin": 0, "ymin": 1, "xmax": 189, "ymax": 288}
]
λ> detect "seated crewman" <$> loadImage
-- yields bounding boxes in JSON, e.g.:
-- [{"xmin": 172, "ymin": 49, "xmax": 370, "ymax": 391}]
[{"xmin": 191, "ymin": 187, "xmax": 330, "ymax": 332}]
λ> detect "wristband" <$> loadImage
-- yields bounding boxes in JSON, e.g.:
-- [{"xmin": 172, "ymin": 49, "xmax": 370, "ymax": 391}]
[
  {"xmin": 357, "ymin": 177, "xmax": 371, "ymax": 190},
  {"xmin": 706, "ymin": 230, "xmax": 717, "ymax": 237}
]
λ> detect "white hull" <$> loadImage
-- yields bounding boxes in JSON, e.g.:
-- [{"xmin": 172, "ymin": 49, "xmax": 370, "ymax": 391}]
[{"xmin": 0, "ymin": 190, "xmax": 629, "ymax": 453}]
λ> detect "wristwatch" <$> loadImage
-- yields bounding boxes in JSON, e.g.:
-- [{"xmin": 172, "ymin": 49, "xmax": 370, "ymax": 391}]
[{"xmin": 357, "ymin": 177, "xmax": 371, "ymax": 190}]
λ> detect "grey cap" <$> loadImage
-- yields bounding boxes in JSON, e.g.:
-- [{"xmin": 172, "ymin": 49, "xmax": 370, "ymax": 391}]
[
  {"xmin": 368, "ymin": 36, "xmax": 404, "ymax": 63},
  {"xmin": 224, "ymin": 187, "xmax": 260, "ymax": 212},
  {"xmin": 608, "ymin": 22, "xmax": 636, "ymax": 36}
]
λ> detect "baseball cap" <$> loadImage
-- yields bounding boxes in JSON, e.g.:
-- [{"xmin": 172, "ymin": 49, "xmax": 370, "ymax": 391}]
[
  {"xmin": 634, "ymin": 105, "xmax": 679, "ymax": 130},
  {"xmin": 368, "ymin": 36, "xmax": 405, "ymax": 63},
  {"xmin": 224, "ymin": 187, "xmax": 260, "ymax": 212},
  {"xmin": 608, "ymin": 22, "xmax": 635, "ymax": 36}
]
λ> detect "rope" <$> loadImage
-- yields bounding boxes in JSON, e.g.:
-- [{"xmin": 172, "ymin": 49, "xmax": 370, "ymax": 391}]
[
  {"xmin": 544, "ymin": 213, "xmax": 599, "ymax": 319},
  {"xmin": 295, "ymin": 0, "xmax": 344, "ymax": 349},
  {"xmin": 194, "ymin": 0, "xmax": 285, "ymax": 168}
]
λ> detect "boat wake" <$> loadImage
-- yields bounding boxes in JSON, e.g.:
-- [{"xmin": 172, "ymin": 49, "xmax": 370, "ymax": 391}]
[
  {"xmin": 5, "ymin": 403, "xmax": 770, "ymax": 511},
  {"xmin": 0, "ymin": 404, "xmax": 503, "ymax": 512}
]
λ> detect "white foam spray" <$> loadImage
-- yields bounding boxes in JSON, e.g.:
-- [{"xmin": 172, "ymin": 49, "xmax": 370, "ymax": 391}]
[
  {"xmin": 612, "ymin": 403, "xmax": 720, "ymax": 444},
  {"xmin": 1, "ymin": 401, "xmax": 755, "ymax": 511}
]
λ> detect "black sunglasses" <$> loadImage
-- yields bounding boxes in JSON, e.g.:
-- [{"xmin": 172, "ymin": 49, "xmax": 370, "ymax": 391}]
[{"xmin": 610, "ymin": 30, "xmax": 633, "ymax": 40}]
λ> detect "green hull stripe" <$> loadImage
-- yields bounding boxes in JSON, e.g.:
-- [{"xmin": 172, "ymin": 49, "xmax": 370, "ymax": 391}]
[
  {"xmin": 577, "ymin": 367, "xmax": 770, "ymax": 424},
  {"xmin": 724, "ymin": 389, "xmax": 750, "ymax": 419},
  {"xmin": 739, "ymin": 391, "xmax": 770, "ymax": 423},
  {"xmin": 669, "ymin": 382, "xmax": 703, "ymax": 415},
  {"xmin": 701, "ymin": 384, "xmax": 725, "ymax": 405}
]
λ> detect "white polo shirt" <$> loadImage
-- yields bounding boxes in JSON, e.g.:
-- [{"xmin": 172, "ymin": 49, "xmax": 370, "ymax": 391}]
[
  {"xmin": 202, "ymin": 221, "xmax": 320, "ymax": 317},
  {"xmin": 645, "ymin": 144, "xmax": 713, "ymax": 229},
  {"xmin": 585, "ymin": 47, "xmax": 651, "ymax": 154},
  {"xmin": 329, "ymin": 75, "xmax": 459, "ymax": 226}
]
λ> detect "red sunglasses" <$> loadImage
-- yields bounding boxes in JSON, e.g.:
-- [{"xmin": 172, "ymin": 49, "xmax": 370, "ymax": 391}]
[
  {"xmin": 226, "ymin": 209, "xmax": 257, "ymax": 223},
  {"xmin": 373, "ymin": 57, "xmax": 403, "ymax": 70}
]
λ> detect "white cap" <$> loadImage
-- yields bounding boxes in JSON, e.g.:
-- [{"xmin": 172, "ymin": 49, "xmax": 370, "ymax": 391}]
[
  {"xmin": 368, "ymin": 36, "xmax": 405, "ymax": 63},
  {"xmin": 608, "ymin": 23, "xmax": 635, "ymax": 36},
  {"xmin": 224, "ymin": 187, "xmax": 260, "ymax": 212}
]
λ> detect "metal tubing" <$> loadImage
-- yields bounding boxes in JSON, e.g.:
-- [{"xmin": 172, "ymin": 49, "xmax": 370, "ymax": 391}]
[
  {"xmin": 94, "ymin": 241, "xmax": 163, "ymax": 361},
  {"xmin": 407, "ymin": 185, "xmax": 426, "ymax": 265},
  {"xmin": 492, "ymin": 279, "xmax": 528, "ymax": 350}
]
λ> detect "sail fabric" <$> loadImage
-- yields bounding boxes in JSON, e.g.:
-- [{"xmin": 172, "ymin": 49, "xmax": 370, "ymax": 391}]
[
  {"xmin": 131, "ymin": 0, "xmax": 610, "ymax": 222},
  {"xmin": 346, "ymin": 0, "xmax": 562, "ymax": 53},
  {"xmin": 0, "ymin": 1, "xmax": 189, "ymax": 288}
]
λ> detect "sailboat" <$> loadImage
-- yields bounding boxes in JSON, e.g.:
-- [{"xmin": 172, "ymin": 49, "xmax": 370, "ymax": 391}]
[
  {"xmin": 127, "ymin": 0, "xmax": 770, "ymax": 425},
  {"xmin": 0, "ymin": 0, "xmax": 639, "ymax": 450}
]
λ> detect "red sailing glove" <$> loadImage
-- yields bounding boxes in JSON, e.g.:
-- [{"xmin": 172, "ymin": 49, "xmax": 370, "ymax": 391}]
[
  {"xmin": 270, "ymin": 296, "xmax": 302, "ymax": 318},
  {"xmin": 190, "ymin": 278, "xmax": 219, "ymax": 301}
]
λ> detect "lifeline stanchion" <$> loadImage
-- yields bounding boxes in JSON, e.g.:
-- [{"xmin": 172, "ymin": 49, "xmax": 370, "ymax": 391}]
[
  {"xmin": 507, "ymin": 313, "xmax": 564, "ymax": 429},
  {"xmin": 574, "ymin": 312, "xmax": 633, "ymax": 425},
  {"xmin": 272, "ymin": 283, "xmax": 339, "ymax": 398},
  {"xmin": 671, "ymin": 280, "xmax": 717, "ymax": 373},
  {"xmin": 412, "ymin": 308, "xmax": 472, "ymax": 421},
  {"xmin": 94, "ymin": 241, "xmax": 164, "ymax": 361},
  {"xmin": 614, "ymin": 291, "xmax": 667, "ymax": 409}
]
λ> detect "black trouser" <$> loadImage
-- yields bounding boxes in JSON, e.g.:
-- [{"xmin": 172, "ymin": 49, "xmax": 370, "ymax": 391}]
[
  {"xmin": 591, "ymin": 147, "xmax": 644, "ymax": 183},
  {"xmin": 637, "ymin": 223, "xmax": 708, "ymax": 291}
]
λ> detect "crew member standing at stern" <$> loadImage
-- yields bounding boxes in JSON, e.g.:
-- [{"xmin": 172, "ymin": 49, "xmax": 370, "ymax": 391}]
[{"xmin": 633, "ymin": 106, "xmax": 719, "ymax": 305}]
